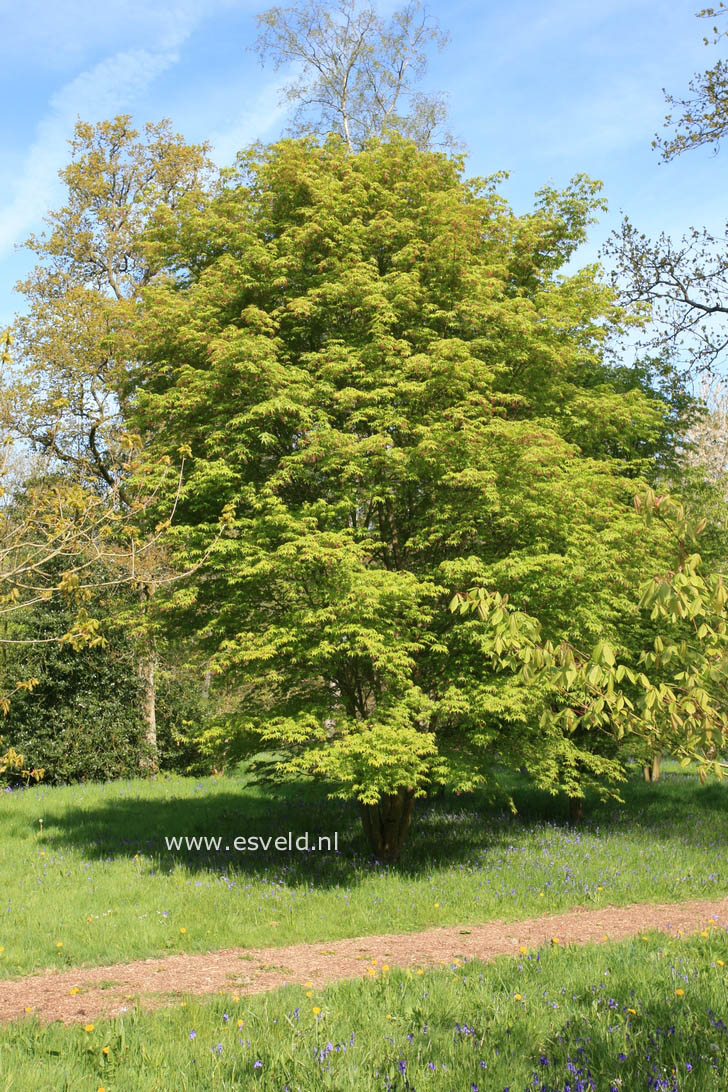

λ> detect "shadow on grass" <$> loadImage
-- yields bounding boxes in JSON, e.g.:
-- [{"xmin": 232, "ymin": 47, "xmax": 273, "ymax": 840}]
[{"xmin": 23, "ymin": 766, "xmax": 728, "ymax": 884}]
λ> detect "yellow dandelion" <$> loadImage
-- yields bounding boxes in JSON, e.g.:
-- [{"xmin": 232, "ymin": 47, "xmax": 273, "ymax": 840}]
[
  {"xmin": 87, "ymin": 917, "xmax": 92, "ymax": 923},
  {"xmin": 367, "ymin": 968, "xmax": 376, "ymax": 976},
  {"xmin": 434, "ymin": 903, "xmax": 440, "ymax": 908},
  {"xmin": 232, "ymin": 995, "xmax": 240, "ymax": 1002},
  {"xmin": 98, "ymin": 1087, "xmax": 106, "ymax": 1092},
  {"xmin": 312, "ymin": 1006, "xmax": 321, "ymax": 1015},
  {"xmin": 641, "ymin": 936, "xmax": 648, "ymax": 941},
  {"xmin": 305, "ymin": 980, "xmax": 313, "ymax": 987},
  {"xmin": 382, "ymin": 964, "xmax": 390, "ymax": 972},
  {"xmin": 56, "ymin": 942, "xmax": 63, "ymax": 948},
  {"xmin": 179, "ymin": 1002, "xmax": 187, "ymax": 1008},
  {"xmin": 519, "ymin": 946, "xmax": 527, "ymax": 954},
  {"xmin": 514, "ymin": 993, "xmax": 522, "ymax": 1001},
  {"xmin": 552, "ymin": 938, "xmax": 560, "ymax": 945},
  {"xmin": 103, "ymin": 1047, "xmax": 109, "ymax": 1056},
  {"xmin": 238, "ymin": 1019, "xmax": 244, "ymax": 1028},
  {"xmin": 386, "ymin": 1014, "xmax": 392, "ymax": 1019},
  {"xmin": 627, "ymin": 1008, "xmax": 637, "ymax": 1015},
  {"xmin": 597, "ymin": 886, "xmax": 603, "ymax": 891},
  {"xmin": 416, "ymin": 969, "xmax": 423, "ymax": 975},
  {"xmin": 539, "ymin": 892, "xmax": 545, "ymax": 898},
  {"xmin": 306, "ymin": 990, "xmax": 313, "ymax": 997},
  {"xmin": 70, "ymin": 987, "xmax": 80, "ymax": 996},
  {"xmin": 701, "ymin": 930, "xmax": 709, "ymax": 937},
  {"xmin": 24, "ymin": 1007, "xmax": 33, "ymax": 1014},
  {"xmin": 717, "ymin": 960, "xmax": 725, "ymax": 967},
  {"xmin": 675, "ymin": 988, "xmax": 684, "ymax": 996},
  {"xmin": 84, "ymin": 1023, "xmax": 95, "ymax": 1032},
  {"xmin": 180, "ymin": 928, "xmax": 186, "ymax": 935}
]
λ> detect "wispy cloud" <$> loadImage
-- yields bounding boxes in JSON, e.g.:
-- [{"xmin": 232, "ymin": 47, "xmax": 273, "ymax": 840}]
[
  {"xmin": 206, "ymin": 75, "xmax": 295, "ymax": 165},
  {"xmin": 0, "ymin": 0, "xmax": 235, "ymax": 71},
  {"xmin": 0, "ymin": 46, "xmax": 183, "ymax": 259}
]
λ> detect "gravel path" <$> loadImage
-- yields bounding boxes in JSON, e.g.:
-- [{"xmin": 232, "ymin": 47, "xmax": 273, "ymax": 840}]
[{"xmin": 3, "ymin": 895, "xmax": 728, "ymax": 1025}]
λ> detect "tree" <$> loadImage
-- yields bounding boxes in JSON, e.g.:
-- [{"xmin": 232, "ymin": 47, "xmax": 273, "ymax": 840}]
[
  {"xmin": 254, "ymin": 0, "xmax": 450, "ymax": 151},
  {"xmin": 453, "ymin": 491, "xmax": 728, "ymax": 787},
  {"xmin": 654, "ymin": 4, "xmax": 728, "ymax": 161},
  {"xmin": 11, "ymin": 116, "xmax": 214, "ymax": 770},
  {"xmin": 606, "ymin": 6, "xmax": 728, "ymax": 375},
  {"xmin": 127, "ymin": 136, "xmax": 678, "ymax": 860}
]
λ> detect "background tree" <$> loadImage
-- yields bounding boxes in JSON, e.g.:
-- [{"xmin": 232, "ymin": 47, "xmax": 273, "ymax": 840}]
[
  {"xmin": 255, "ymin": 0, "xmax": 450, "ymax": 151},
  {"xmin": 655, "ymin": 3, "xmax": 728, "ymax": 160},
  {"xmin": 131, "ymin": 137, "xmax": 677, "ymax": 860},
  {"xmin": 453, "ymin": 492, "xmax": 728, "ymax": 789},
  {"xmin": 11, "ymin": 116, "xmax": 213, "ymax": 770},
  {"xmin": 606, "ymin": 5, "xmax": 728, "ymax": 375}
]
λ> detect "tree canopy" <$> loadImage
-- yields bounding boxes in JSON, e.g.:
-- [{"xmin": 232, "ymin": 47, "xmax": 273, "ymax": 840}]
[{"xmin": 127, "ymin": 136, "xmax": 678, "ymax": 858}]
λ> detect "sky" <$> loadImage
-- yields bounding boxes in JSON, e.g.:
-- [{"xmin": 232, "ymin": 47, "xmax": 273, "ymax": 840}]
[{"xmin": 0, "ymin": 0, "xmax": 726, "ymax": 329}]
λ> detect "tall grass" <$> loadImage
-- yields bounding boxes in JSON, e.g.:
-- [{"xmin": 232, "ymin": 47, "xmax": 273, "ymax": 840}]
[
  {"xmin": 0, "ymin": 767, "xmax": 726, "ymax": 976},
  {"xmin": 1, "ymin": 930, "xmax": 727, "ymax": 1089}
]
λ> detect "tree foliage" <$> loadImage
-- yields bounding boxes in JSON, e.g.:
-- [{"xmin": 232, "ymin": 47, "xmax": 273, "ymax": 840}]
[
  {"xmin": 453, "ymin": 491, "xmax": 728, "ymax": 783},
  {"xmin": 129, "ymin": 136, "xmax": 676, "ymax": 858},
  {"xmin": 9, "ymin": 117, "xmax": 216, "ymax": 771}
]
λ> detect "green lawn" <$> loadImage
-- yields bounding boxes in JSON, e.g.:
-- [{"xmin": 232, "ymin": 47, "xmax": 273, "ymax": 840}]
[
  {"xmin": 1, "ymin": 930, "xmax": 727, "ymax": 1089},
  {"xmin": 0, "ymin": 766, "xmax": 726, "ymax": 977}
]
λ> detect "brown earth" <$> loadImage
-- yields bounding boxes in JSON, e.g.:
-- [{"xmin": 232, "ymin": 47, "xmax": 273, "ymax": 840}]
[{"xmin": 3, "ymin": 895, "xmax": 728, "ymax": 1026}]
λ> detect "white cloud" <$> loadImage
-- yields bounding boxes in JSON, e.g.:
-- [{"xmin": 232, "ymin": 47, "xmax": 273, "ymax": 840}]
[
  {"xmin": 206, "ymin": 75, "xmax": 296, "ymax": 165},
  {"xmin": 0, "ymin": 46, "xmax": 183, "ymax": 258},
  {"xmin": 0, "ymin": 0, "xmax": 238, "ymax": 71}
]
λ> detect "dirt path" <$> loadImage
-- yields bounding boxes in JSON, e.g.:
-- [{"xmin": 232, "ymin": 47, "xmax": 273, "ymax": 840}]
[{"xmin": 3, "ymin": 896, "xmax": 728, "ymax": 1026}]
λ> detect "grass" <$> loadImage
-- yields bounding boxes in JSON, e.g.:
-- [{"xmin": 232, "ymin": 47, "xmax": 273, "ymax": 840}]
[
  {"xmin": 0, "ymin": 764, "xmax": 727, "ymax": 977},
  {"xmin": 1, "ymin": 929, "xmax": 727, "ymax": 1089}
]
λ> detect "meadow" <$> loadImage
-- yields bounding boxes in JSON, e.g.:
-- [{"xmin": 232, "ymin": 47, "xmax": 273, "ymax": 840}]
[
  {"xmin": 2, "ymin": 766, "xmax": 728, "ymax": 1089},
  {"xmin": 0, "ymin": 765, "xmax": 726, "ymax": 976},
  {"xmin": 1, "ymin": 930, "xmax": 727, "ymax": 1089}
]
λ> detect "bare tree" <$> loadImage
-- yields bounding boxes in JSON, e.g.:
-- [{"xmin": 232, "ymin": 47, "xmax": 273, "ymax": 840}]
[
  {"xmin": 255, "ymin": 0, "xmax": 450, "ymax": 151},
  {"xmin": 605, "ymin": 5, "xmax": 728, "ymax": 377}
]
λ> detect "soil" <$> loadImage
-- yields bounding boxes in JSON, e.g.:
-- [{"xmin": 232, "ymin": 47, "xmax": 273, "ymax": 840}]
[{"xmin": 3, "ymin": 895, "xmax": 728, "ymax": 1026}]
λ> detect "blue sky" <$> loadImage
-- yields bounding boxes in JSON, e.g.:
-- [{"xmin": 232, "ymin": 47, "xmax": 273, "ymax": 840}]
[{"xmin": 1, "ymin": 0, "xmax": 725, "ymax": 328}]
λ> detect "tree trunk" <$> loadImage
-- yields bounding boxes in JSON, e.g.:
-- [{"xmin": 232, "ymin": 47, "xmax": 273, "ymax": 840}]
[
  {"xmin": 138, "ymin": 648, "xmax": 158, "ymax": 774},
  {"xmin": 137, "ymin": 582, "xmax": 158, "ymax": 776},
  {"xmin": 359, "ymin": 788, "xmax": 415, "ymax": 862},
  {"xmin": 568, "ymin": 795, "xmax": 583, "ymax": 823},
  {"xmin": 651, "ymin": 750, "xmax": 662, "ymax": 781},
  {"xmin": 643, "ymin": 750, "xmax": 662, "ymax": 782}
]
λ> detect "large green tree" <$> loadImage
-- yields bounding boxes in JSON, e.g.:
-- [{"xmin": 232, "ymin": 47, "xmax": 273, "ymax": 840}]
[{"xmin": 131, "ymin": 136, "xmax": 674, "ymax": 859}]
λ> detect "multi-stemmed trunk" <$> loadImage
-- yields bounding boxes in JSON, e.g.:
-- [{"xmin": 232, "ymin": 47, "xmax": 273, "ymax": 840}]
[
  {"xmin": 568, "ymin": 795, "xmax": 584, "ymax": 823},
  {"xmin": 359, "ymin": 787, "xmax": 415, "ymax": 863}
]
